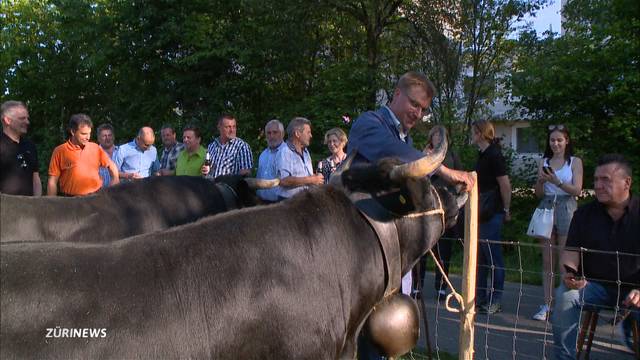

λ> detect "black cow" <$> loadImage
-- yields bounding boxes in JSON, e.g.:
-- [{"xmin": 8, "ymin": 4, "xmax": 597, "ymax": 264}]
[
  {"xmin": 0, "ymin": 175, "xmax": 274, "ymax": 243},
  {"xmin": 0, "ymin": 135, "xmax": 467, "ymax": 359}
]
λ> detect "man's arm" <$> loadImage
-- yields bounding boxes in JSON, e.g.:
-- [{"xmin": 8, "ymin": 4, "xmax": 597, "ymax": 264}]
[
  {"xmin": 158, "ymin": 169, "xmax": 175, "ymax": 176},
  {"xmin": 560, "ymin": 250, "xmax": 587, "ymax": 290},
  {"xmin": 496, "ymin": 175, "xmax": 511, "ymax": 221},
  {"xmin": 47, "ymin": 176, "xmax": 58, "ymax": 196},
  {"xmin": 436, "ymin": 165, "xmax": 475, "ymax": 192},
  {"xmin": 112, "ymin": 147, "xmax": 139, "ymax": 179},
  {"xmin": 238, "ymin": 142, "xmax": 253, "ymax": 176},
  {"xmin": 107, "ymin": 160, "xmax": 120, "ymax": 185},
  {"xmin": 348, "ymin": 111, "xmax": 423, "ymax": 164},
  {"xmin": 275, "ymin": 148, "xmax": 323, "ymax": 187},
  {"xmin": 32, "ymin": 172, "xmax": 42, "ymax": 196},
  {"xmin": 561, "ymin": 213, "xmax": 587, "ymax": 290}
]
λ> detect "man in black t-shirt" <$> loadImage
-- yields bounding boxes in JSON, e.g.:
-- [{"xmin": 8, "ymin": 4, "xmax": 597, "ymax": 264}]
[
  {"xmin": 552, "ymin": 154, "xmax": 639, "ymax": 359},
  {"xmin": 0, "ymin": 101, "xmax": 41, "ymax": 196}
]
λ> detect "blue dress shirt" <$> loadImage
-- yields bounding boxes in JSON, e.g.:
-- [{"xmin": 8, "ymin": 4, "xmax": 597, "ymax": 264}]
[
  {"xmin": 113, "ymin": 140, "xmax": 159, "ymax": 178},
  {"xmin": 256, "ymin": 141, "xmax": 286, "ymax": 202},
  {"xmin": 275, "ymin": 141, "xmax": 314, "ymax": 199}
]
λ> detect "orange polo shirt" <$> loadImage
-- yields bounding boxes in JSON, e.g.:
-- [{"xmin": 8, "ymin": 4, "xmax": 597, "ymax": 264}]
[{"xmin": 48, "ymin": 140, "xmax": 111, "ymax": 195}]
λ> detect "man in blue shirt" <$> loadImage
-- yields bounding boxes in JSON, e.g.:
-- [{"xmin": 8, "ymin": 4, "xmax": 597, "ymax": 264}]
[
  {"xmin": 349, "ymin": 71, "xmax": 475, "ymax": 360},
  {"xmin": 97, "ymin": 123, "xmax": 119, "ymax": 188},
  {"xmin": 256, "ymin": 119, "xmax": 287, "ymax": 202},
  {"xmin": 275, "ymin": 117, "xmax": 324, "ymax": 200},
  {"xmin": 202, "ymin": 114, "xmax": 253, "ymax": 178},
  {"xmin": 348, "ymin": 71, "xmax": 474, "ymax": 192},
  {"xmin": 114, "ymin": 126, "xmax": 159, "ymax": 180}
]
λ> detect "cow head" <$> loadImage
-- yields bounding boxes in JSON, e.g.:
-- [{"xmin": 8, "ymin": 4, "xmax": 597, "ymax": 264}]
[
  {"xmin": 213, "ymin": 175, "xmax": 279, "ymax": 208},
  {"xmin": 339, "ymin": 127, "xmax": 468, "ymax": 275}
]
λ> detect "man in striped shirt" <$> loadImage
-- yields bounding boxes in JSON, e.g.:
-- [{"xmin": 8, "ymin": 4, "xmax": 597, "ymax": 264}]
[{"xmin": 202, "ymin": 114, "xmax": 253, "ymax": 179}]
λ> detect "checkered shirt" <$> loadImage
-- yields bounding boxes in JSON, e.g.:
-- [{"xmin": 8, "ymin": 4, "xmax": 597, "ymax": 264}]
[{"xmin": 205, "ymin": 137, "xmax": 253, "ymax": 178}]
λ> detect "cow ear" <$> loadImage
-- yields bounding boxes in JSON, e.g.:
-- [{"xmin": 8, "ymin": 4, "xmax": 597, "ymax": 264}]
[{"xmin": 373, "ymin": 188, "xmax": 415, "ymax": 215}]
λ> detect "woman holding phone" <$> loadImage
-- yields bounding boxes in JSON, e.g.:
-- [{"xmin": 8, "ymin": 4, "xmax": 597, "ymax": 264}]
[{"xmin": 531, "ymin": 124, "xmax": 583, "ymax": 321}]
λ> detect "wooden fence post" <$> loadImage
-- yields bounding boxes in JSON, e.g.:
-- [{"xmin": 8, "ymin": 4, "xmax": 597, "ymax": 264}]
[{"xmin": 459, "ymin": 172, "xmax": 478, "ymax": 360}]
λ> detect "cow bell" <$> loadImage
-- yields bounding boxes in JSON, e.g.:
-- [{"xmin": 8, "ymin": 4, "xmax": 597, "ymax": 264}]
[{"xmin": 364, "ymin": 293, "xmax": 420, "ymax": 358}]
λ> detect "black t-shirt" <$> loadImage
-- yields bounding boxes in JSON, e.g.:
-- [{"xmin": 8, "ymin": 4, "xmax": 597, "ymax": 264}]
[
  {"xmin": 0, "ymin": 132, "xmax": 39, "ymax": 195},
  {"xmin": 474, "ymin": 142, "xmax": 507, "ymax": 208},
  {"xmin": 566, "ymin": 194, "xmax": 640, "ymax": 290}
]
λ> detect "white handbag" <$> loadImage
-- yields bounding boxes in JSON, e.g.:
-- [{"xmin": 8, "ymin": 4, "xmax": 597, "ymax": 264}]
[{"xmin": 527, "ymin": 198, "xmax": 555, "ymax": 240}]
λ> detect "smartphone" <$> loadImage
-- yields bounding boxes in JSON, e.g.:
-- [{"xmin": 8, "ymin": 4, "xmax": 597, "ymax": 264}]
[{"xmin": 544, "ymin": 166, "xmax": 554, "ymax": 174}]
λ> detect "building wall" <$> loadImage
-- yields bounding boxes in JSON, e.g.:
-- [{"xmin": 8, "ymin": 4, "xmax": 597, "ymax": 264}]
[{"xmin": 494, "ymin": 120, "xmax": 542, "ymax": 181}]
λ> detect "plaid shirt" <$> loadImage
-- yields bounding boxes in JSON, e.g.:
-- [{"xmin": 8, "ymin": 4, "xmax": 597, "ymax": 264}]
[
  {"xmin": 206, "ymin": 137, "xmax": 253, "ymax": 178},
  {"xmin": 159, "ymin": 142, "xmax": 185, "ymax": 171}
]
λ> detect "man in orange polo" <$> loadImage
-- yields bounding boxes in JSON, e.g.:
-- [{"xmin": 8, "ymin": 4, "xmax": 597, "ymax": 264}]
[{"xmin": 47, "ymin": 113, "xmax": 119, "ymax": 196}]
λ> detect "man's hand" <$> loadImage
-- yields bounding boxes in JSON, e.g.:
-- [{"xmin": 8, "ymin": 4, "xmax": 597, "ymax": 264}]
[
  {"xmin": 452, "ymin": 170, "xmax": 475, "ymax": 192},
  {"xmin": 623, "ymin": 289, "xmax": 640, "ymax": 308},
  {"xmin": 201, "ymin": 165, "xmax": 211, "ymax": 176},
  {"xmin": 437, "ymin": 166, "xmax": 475, "ymax": 192},
  {"xmin": 562, "ymin": 272, "xmax": 587, "ymax": 290},
  {"xmin": 308, "ymin": 173, "xmax": 324, "ymax": 185},
  {"xmin": 158, "ymin": 169, "xmax": 174, "ymax": 176}
]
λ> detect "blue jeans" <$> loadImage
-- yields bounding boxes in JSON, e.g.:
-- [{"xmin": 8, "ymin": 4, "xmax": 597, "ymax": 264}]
[
  {"xmin": 551, "ymin": 282, "xmax": 640, "ymax": 360},
  {"xmin": 476, "ymin": 213, "xmax": 505, "ymax": 305}
]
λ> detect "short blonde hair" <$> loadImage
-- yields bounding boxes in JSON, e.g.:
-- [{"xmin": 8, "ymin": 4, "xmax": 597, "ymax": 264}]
[
  {"xmin": 396, "ymin": 71, "xmax": 437, "ymax": 99},
  {"xmin": 324, "ymin": 127, "xmax": 348, "ymax": 146}
]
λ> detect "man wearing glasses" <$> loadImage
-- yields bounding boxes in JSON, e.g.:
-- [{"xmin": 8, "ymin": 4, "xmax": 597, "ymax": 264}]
[
  {"xmin": 348, "ymin": 71, "xmax": 474, "ymax": 191},
  {"xmin": 348, "ymin": 71, "xmax": 475, "ymax": 360},
  {"xmin": 114, "ymin": 126, "xmax": 160, "ymax": 180},
  {"xmin": 0, "ymin": 100, "xmax": 42, "ymax": 196}
]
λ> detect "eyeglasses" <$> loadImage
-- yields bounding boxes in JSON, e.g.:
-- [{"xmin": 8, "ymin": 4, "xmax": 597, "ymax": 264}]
[
  {"xmin": 548, "ymin": 124, "xmax": 565, "ymax": 131},
  {"xmin": 403, "ymin": 90, "xmax": 431, "ymax": 115}
]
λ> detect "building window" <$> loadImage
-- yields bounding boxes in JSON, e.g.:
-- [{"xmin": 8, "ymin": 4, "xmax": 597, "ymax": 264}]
[{"xmin": 516, "ymin": 127, "xmax": 539, "ymax": 153}]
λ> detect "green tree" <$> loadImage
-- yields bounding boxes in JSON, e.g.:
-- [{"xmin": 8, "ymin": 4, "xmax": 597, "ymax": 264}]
[{"xmin": 511, "ymin": 0, "xmax": 640, "ymax": 189}]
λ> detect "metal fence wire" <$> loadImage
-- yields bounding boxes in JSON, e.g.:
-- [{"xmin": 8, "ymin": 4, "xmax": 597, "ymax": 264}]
[{"xmin": 415, "ymin": 236, "xmax": 639, "ymax": 360}]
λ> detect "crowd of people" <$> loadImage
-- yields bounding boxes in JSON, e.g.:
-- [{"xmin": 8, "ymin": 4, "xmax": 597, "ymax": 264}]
[
  {"xmin": 0, "ymin": 101, "xmax": 348, "ymax": 199},
  {"xmin": 0, "ymin": 70, "xmax": 637, "ymax": 359}
]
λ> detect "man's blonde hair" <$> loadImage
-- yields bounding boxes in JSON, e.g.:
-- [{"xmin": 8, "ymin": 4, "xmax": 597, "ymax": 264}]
[{"xmin": 396, "ymin": 71, "xmax": 437, "ymax": 98}]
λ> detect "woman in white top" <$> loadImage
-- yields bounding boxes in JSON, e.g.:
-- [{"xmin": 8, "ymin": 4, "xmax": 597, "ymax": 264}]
[{"xmin": 532, "ymin": 124, "xmax": 583, "ymax": 321}]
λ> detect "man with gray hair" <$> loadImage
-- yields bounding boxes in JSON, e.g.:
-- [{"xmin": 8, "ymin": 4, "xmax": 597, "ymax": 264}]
[
  {"xmin": 256, "ymin": 119, "xmax": 287, "ymax": 202},
  {"xmin": 275, "ymin": 117, "xmax": 324, "ymax": 201},
  {"xmin": 0, "ymin": 100, "xmax": 41, "ymax": 195}
]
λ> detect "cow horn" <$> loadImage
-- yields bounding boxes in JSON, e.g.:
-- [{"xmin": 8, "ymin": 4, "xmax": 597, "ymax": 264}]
[
  {"xmin": 390, "ymin": 126, "xmax": 447, "ymax": 181},
  {"xmin": 244, "ymin": 178, "xmax": 280, "ymax": 189}
]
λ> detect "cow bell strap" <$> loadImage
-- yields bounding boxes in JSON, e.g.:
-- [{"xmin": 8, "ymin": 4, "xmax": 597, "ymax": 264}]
[
  {"xmin": 351, "ymin": 192, "xmax": 402, "ymax": 298},
  {"xmin": 215, "ymin": 182, "xmax": 239, "ymax": 210}
]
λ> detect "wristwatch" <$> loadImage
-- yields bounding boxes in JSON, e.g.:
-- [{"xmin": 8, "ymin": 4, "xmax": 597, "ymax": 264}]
[
  {"xmin": 557, "ymin": 179, "xmax": 564, "ymax": 187},
  {"xmin": 503, "ymin": 208, "xmax": 510, "ymax": 213}
]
